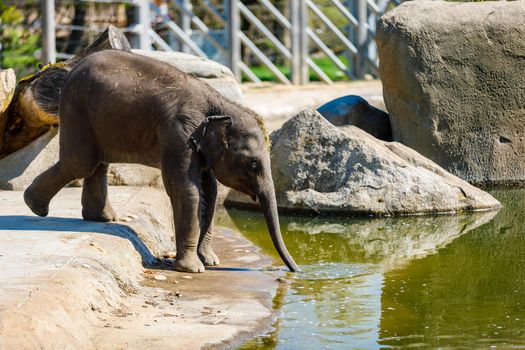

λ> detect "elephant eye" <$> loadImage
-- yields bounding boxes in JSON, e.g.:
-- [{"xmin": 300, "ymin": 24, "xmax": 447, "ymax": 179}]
[{"xmin": 249, "ymin": 161, "xmax": 258, "ymax": 171}]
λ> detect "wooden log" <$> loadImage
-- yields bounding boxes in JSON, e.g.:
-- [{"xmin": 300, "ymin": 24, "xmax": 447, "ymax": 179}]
[{"xmin": 0, "ymin": 25, "xmax": 131, "ymax": 159}]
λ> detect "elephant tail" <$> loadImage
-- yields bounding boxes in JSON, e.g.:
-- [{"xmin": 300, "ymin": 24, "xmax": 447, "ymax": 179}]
[{"xmin": 28, "ymin": 65, "xmax": 70, "ymax": 118}]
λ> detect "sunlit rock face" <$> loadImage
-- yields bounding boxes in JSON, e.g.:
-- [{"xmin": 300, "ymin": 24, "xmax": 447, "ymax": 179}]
[
  {"xmin": 133, "ymin": 50, "xmax": 244, "ymax": 104},
  {"xmin": 377, "ymin": 1, "xmax": 525, "ymax": 186},
  {"xmin": 266, "ymin": 110, "xmax": 500, "ymax": 216}
]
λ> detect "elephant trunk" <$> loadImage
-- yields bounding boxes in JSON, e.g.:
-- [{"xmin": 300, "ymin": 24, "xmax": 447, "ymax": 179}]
[{"xmin": 257, "ymin": 184, "xmax": 301, "ymax": 272}]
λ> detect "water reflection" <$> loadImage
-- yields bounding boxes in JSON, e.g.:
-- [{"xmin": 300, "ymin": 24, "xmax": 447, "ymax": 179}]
[
  {"xmin": 217, "ymin": 190, "xmax": 523, "ymax": 349},
  {"xmin": 216, "ymin": 207, "xmax": 497, "ymax": 269},
  {"xmin": 379, "ymin": 190, "xmax": 525, "ymax": 348}
]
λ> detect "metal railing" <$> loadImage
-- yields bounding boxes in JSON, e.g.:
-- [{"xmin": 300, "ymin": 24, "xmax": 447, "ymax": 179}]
[{"xmin": 42, "ymin": 0, "xmax": 400, "ymax": 84}]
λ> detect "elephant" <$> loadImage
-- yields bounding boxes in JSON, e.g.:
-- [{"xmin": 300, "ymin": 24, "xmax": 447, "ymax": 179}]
[{"xmin": 23, "ymin": 50, "xmax": 300, "ymax": 273}]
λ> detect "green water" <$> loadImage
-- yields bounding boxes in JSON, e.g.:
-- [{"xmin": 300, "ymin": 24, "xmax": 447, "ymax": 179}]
[{"xmin": 215, "ymin": 189, "xmax": 525, "ymax": 349}]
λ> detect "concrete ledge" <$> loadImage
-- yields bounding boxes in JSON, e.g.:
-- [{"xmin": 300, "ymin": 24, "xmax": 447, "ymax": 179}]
[{"xmin": 0, "ymin": 187, "xmax": 280, "ymax": 349}]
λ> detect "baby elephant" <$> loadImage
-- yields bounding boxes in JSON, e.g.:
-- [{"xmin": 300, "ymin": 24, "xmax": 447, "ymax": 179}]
[{"xmin": 24, "ymin": 50, "xmax": 300, "ymax": 273}]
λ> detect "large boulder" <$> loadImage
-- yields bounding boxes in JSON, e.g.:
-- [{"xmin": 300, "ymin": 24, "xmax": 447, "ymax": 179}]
[
  {"xmin": 377, "ymin": 1, "xmax": 525, "ymax": 186},
  {"xmin": 133, "ymin": 50, "xmax": 243, "ymax": 104},
  {"xmin": 0, "ymin": 127, "xmax": 58, "ymax": 190},
  {"xmin": 226, "ymin": 110, "xmax": 501, "ymax": 216},
  {"xmin": 317, "ymin": 95, "xmax": 392, "ymax": 141}
]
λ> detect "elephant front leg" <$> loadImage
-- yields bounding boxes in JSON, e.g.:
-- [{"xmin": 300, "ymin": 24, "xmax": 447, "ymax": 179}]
[
  {"xmin": 198, "ymin": 169, "xmax": 219, "ymax": 266},
  {"xmin": 162, "ymin": 156, "xmax": 205, "ymax": 273}
]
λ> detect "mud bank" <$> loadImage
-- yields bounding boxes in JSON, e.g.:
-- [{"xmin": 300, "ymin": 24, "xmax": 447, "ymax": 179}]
[{"xmin": 0, "ymin": 187, "xmax": 282, "ymax": 349}]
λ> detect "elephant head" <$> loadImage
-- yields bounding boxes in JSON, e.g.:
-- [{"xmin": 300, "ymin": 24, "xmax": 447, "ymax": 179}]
[{"xmin": 194, "ymin": 115, "xmax": 300, "ymax": 272}]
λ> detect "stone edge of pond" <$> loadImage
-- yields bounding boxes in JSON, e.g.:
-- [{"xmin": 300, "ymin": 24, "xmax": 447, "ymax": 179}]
[
  {"xmin": 223, "ymin": 189, "xmax": 502, "ymax": 217},
  {"xmin": 0, "ymin": 187, "xmax": 284, "ymax": 349}
]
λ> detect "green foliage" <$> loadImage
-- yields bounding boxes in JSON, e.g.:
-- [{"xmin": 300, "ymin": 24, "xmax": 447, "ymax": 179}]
[
  {"xmin": 311, "ymin": 55, "xmax": 349, "ymax": 81},
  {"xmin": 0, "ymin": 3, "xmax": 40, "ymax": 77},
  {"xmin": 245, "ymin": 64, "xmax": 290, "ymax": 82},
  {"xmin": 243, "ymin": 55, "xmax": 350, "ymax": 82}
]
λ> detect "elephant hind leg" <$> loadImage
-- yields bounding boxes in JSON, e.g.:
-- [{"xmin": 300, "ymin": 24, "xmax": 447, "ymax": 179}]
[
  {"xmin": 24, "ymin": 160, "xmax": 93, "ymax": 217},
  {"xmin": 81, "ymin": 163, "xmax": 117, "ymax": 222},
  {"xmin": 198, "ymin": 231, "xmax": 220, "ymax": 266}
]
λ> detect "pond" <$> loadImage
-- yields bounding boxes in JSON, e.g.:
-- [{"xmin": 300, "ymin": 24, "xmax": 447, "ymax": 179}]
[{"xmin": 215, "ymin": 189, "xmax": 525, "ymax": 349}]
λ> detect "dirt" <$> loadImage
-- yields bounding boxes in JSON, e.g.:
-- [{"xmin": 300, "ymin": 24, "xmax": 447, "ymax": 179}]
[{"xmin": 93, "ymin": 228, "xmax": 285, "ymax": 350}]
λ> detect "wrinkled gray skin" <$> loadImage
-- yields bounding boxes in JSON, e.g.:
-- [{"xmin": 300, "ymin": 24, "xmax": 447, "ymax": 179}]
[{"xmin": 23, "ymin": 50, "xmax": 300, "ymax": 273}]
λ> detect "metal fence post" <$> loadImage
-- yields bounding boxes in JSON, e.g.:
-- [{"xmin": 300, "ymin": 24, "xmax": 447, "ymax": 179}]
[
  {"xmin": 181, "ymin": 0, "xmax": 192, "ymax": 53},
  {"xmin": 226, "ymin": 0, "xmax": 240, "ymax": 81},
  {"xmin": 356, "ymin": 0, "xmax": 367, "ymax": 79},
  {"xmin": 42, "ymin": 0, "xmax": 56, "ymax": 63},
  {"xmin": 136, "ymin": 0, "xmax": 151, "ymax": 50},
  {"xmin": 291, "ymin": 0, "xmax": 308, "ymax": 85}
]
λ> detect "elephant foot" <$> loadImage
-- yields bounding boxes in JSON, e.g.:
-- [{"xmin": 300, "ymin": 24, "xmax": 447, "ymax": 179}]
[
  {"xmin": 82, "ymin": 206, "xmax": 117, "ymax": 222},
  {"xmin": 198, "ymin": 246, "xmax": 220, "ymax": 266},
  {"xmin": 24, "ymin": 187, "xmax": 49, "ymax": 217},
  {"xmin": 175, "ymin": 254, "xmax": 205, "ymax": 273}
]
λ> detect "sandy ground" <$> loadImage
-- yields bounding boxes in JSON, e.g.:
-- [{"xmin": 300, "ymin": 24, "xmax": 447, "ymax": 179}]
[
  {"xmin": 0, "ymin": 187, "xmax": 286, "ymax": 349},
  {"xmin": 242, "ymin": 81, "xmax": 384, "ymax": 131}
]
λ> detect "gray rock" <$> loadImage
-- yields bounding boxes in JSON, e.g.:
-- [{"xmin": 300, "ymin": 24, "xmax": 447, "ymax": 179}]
[
  {"xmin": 0, "ymin": 127, "xmax": 58, "ymax": 190},
  {"xmin": 376, "ymin": 1, "xmax": 525, "ymax": 186},
  {"xmin": 133, "ymin": 49, "xmax": 244, "ymax": 104},
  {"xmin": 317, "ymin": 95, "xmax": 392, "ymax": 141},
  {"xmin": 107, "ymin": 164, "xmax": 163, "ymax": 188},
  {"xmin": 226, "ymin": 110, "xmax": 501, "ymax": 216}
]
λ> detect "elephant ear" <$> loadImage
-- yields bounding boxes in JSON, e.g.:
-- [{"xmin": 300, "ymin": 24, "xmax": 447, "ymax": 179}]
[{"xmin": 194, "ymin": 115, "xmax": 233, "ymax": 168}]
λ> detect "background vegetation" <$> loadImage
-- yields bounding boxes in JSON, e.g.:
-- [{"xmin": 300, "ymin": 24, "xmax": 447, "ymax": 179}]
[{"xmin": 0, "ymin": 1, "xmax": 40, "ymax": 77}]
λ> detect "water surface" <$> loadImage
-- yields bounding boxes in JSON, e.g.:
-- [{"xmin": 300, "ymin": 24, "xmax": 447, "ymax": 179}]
[{"xmin": 216, "ymin": 189, "xmax": 525, "ymax": 349}]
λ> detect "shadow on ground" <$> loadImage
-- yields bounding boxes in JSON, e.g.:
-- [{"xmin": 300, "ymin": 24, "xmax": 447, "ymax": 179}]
[{"xmin": 0, "ymin": 215, "xmax": 157, "ymax": 264}]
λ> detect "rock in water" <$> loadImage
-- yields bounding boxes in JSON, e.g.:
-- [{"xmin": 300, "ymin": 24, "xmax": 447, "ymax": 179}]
[
  {"xmin": 266, "ymin": 110, "xmax": 500, "ymax": 216},
  {"xmin": 376, "ymin": 1, "xmax": 525, "ymax": 186},
  {"xmin": 317, "ymin": 95, "xmax": 392, "ymax": 141}
]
